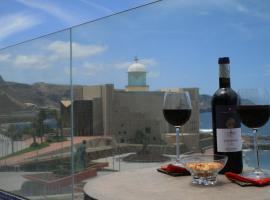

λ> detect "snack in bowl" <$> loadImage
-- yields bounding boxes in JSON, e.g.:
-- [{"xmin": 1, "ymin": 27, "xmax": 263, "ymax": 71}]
[
  {"xmin": 181, "ymin": 154, "xmax": 227, "ymax": 186},
  {"xmin": 186, "ymin": 162, "xmax": 224, "ymax": 177}
]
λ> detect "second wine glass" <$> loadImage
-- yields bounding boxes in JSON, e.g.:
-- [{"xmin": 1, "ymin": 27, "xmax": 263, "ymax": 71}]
[
  {"xmin": 163, "ymin": 91, "xmax": 192, "ymax": 164},
  {"xmin": 237, "ymin": 88, "xmax": 270, "ymax": 179}
]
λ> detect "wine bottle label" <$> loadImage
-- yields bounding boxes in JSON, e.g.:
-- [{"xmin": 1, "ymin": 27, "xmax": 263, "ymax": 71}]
[{"xmin": 216, "ymin": 105, "xmax": 242, "ymax": 152}]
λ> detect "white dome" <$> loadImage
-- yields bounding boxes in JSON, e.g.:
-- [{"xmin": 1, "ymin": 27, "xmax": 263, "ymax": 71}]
[{"xmin": 128, "ymin": 62, "xmax": 146, "ymax": 72}]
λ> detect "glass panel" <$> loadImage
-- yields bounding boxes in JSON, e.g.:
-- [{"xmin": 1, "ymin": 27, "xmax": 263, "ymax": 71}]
[
  {"xmin": 0, "ymin": 30, "xmax": 74, "ymax": 199},
  {"xmin": 71, "ymin": 1, "xmax": 200, "ymax": 199}
]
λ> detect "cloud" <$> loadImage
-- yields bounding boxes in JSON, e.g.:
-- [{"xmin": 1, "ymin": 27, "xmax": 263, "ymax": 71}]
[
  {"xmin": 16, "ymin": 0, "xmax": 80, "ymax": 25},
  {"xmin": 236, "ymin": 4, "xmax": 249, "ymax": 13},
  {"xmin": 78, "ymin": 0, "xmax": 113, "ymax": 15},
  {"xmin": 71, "ymin": 62, "xmax": 105, "ymax": 77},
  {"xmin": 265, "ymin": 65, "xmax": 270, "ymax": 76},
  {"xmin": 114, "ymin": 61, "xmax": 132, "ymax": 70},
  {"xmin": 148, "ymin": 71, "xmax": 160, "ymax": 78},
  {"xmin": 113, "ymin": 58, "xmax": 158, "ymax": 70},
  {"xmin": 198, "ymin": 11, "xmax": 210, "ymax": 16},
  {"xmin": 73, "ymin": 42, "xmax": 107, "ymax": 58},
  {"xmin": 164, "ymin": 0, "xmax": 270, "ymax": 20},
  {"xmin": 46, "ymin": 41, "xmax": 69, "ymax": 58},
  {"xmin": 0, "ymin": 12, "xmax": 41, "ymax": 41},
  {"xmin": 14, "ymin": 55, "xmax": 49, "ymax": 69},
  {"xmin": 141, "ymin": 58, "xmax": 157, "ymax": 67},
  {"xmin": 228, "ymin": 22, "xmax": 251, "ymax": 36},
  {"xmin": 109, "ymin": 58, "xmax": 160, "ymax": 79},
  {"xmin": 71, "ymin": 57, "xmax": 158, "ymax": 77},
  {"xmin": 0, "ymin": 54, "xmax": 11, "ymax": 62},
  {"xmin": 0, "ymin": 40, "xmax": 107, "ymax": 71},
  {"xmin": 82, "ymin": 62, "xmax": 105, "ymax": 76},
  {"xmin": 47, "ymin": 41, "xmax": 107, "ymax": 58}
]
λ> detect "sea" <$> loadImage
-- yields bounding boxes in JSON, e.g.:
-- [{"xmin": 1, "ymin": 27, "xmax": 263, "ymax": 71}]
[
  {"xmin": 200, "ymin": 112, "xmax": 270, "ymax": 170},
  {"xmin": 200, "ymin": 112, "xmax": 270, "ymax": 136}
]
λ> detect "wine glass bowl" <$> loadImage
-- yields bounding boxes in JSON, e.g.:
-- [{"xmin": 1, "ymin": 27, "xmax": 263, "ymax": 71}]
[
  {"xmin": 237, "ymin": 88, "xmax": 270, "ymax": 179},
  {"xmin": 181, "ymin": 154, "xmax": 228, "ymax": 186},
  {"xmin": 237, "ymin": 105, "xmax": 270, "ymax": 129},
  {"xmin": 163, "ymin": 92, "xmax": 192, "ymax": 126}
]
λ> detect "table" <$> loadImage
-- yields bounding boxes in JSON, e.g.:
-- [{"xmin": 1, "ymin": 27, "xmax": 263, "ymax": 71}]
[{"xmin": 84, "ymin": 166, "xmax": 270, "ymax": 200}]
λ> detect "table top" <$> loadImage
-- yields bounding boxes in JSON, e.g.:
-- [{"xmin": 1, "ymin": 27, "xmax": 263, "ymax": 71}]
[{"xmin": 84, "ymin": 166, "xmax": 270, "ymax": 200}]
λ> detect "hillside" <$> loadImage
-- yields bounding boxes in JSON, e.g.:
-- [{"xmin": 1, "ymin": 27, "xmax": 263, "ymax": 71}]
[
  {"xmin": 0, "ymin": 91, "xmax": 26, "ymax": 113},
  {"xmin": 199, "ymin": 94, "xmax": 212, "ymax": 112},
  {"xmin": 0, "ymin": 75, "xmax": 213, "ymax": 114},
  {"xmin": 0, "ymin": 76, "xmax": 70, "ymax": 114}
]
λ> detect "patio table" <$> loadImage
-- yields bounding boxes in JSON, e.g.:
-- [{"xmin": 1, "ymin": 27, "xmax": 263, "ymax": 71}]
[{"xmin": 84, "ymin": 166, "xmax": 270, "ymax": 200}]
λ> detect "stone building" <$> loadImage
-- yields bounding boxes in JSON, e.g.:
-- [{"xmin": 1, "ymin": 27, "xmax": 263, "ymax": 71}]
[
  {"xmin": 60, "ymin": 100, "xmax": 94, "ymax": 136},
  {"xmin": 60, "ymin": 100, "xmax": 71, "ymax": 135},
  {"xmin": 60, "ymin": 58, "xmax": 200, "ymax": 148},
  {"xmin": 73, "ymin": 100, "xmax": 93, "ymax": 136}
]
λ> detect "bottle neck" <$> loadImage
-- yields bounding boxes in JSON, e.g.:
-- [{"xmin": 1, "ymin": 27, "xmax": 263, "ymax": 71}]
[
  {"xmin": 219, "ymin": 78, "xmax": 231, "ymax": 88},
  {"xmin": 219, "ymin": 64, "xmax": 231, "ymax": 88}
]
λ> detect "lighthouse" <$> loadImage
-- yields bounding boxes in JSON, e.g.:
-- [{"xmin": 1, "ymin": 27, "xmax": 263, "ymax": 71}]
[{"xmin": 125, "ymin": 57, "xmax": 149, "ymax": 92}]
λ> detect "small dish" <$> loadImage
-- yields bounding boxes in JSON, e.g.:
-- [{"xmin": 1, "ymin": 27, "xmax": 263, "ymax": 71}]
[{"xmin": 181, "ymin": 154, "xmax": 228, "ymax": 186}]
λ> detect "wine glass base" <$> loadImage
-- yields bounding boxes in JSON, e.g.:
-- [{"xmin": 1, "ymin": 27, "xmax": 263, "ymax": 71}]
[
  {"xmin": 242, "ymin": 169, "xmax": 270, "ymax": 179},
  {"xmin": 172, "ymin": 159, "xmax": 184, "ymax": 167}
]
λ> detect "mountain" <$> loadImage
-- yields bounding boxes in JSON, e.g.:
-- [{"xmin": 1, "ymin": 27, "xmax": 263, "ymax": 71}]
[
  {"xmin": 0, "ymin": 91, "xmax": 26, "ymax": 113},
  {"xmin": 0, "ymin": 79, "xmax": 70, "ymax": 114},
  {"xmin": 199, "ymin": 94, "xmax": 212, "ymax": 112},
  {"xmin": 0, "ymin": 76, "xmax": 213, "ymax": 114},
  {"xmin": 0, "ymin": 75, "xmax": 5, "ymax": 85}
]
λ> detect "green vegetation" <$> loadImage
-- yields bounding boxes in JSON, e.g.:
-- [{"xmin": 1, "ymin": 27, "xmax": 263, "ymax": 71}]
[
  {"xmin": 7, "ymin": 124, "xmax": 22, "ymax": 153},
  {"xmin": 46, "ymin": 135, "xmax": 67, "ymax": 143},
  {"xmin": 30, "ymin": 108, "xmax": 62, "ymax": 145},
  {"xmin": 0, "ymin": 142, "xmax": 50, "ymax": 160},
  {"xmin": 0, "ymin": 90, "xmax": 6, "ymax": 96},
  {"xmin": 0, "ymin": 136, "xmax": 67, "ymax": 160},
  {"xmin": 134, "ymin": 130, "xmax": 150, "ymax": 154}
]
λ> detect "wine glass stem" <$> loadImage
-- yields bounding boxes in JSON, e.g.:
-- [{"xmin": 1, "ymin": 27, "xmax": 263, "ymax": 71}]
[
  {"xmin": 176, "ymin": 126, "xmax": 180, "ymax": 162},
  {"xmin": 253, "ymin": 129, "xmax": 260, "ymax": 170}
]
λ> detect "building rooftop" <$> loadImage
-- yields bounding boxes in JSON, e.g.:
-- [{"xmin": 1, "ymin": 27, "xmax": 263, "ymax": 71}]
[{"xmin": 128, "ymin": 57, "xmax": 146, "ymax": 72}]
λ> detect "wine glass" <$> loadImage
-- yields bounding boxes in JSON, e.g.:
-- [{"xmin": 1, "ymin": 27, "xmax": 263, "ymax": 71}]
[
  {"xmin": 237, "ymin": 88, "xmax": 270, "ymax": 179},
  {"xmin": 163, "ymin": 91, "xmax": 192, "ymax": 164}
]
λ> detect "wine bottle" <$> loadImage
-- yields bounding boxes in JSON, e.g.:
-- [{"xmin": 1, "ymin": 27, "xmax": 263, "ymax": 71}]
[{"xmin": 211, "ymin": 57, "xmax": 243, "ymax": 174}]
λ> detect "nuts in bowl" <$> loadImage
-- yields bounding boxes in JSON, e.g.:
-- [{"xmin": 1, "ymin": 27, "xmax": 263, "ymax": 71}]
[{"xmin": 181, "ymin": 154, "xmax": 227, "ymax": 186}]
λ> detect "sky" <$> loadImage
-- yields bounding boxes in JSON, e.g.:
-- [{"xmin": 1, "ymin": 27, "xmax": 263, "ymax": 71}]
[
  {"xmin": 0, "ymin": 0, "xmax": 270, "ymax": 95},
  {"xmin": 0, "ymin": 0, "xmax": 153, "ymax": 48}
]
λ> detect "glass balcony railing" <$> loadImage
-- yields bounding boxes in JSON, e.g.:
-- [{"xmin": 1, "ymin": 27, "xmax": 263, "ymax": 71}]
[
  {"xmin": 0, "ymin": 28, "xmax": 75, "ymax": 199},
  {"xmin": 0, "ymin": 0, "xmax": 270, "ymax": 199}
]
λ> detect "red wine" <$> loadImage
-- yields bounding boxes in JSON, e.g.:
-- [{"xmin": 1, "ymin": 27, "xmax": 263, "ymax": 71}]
[
  {"xmin": 163, "ymin": 109, "xmax": 191, "ymax": 126},
  {"xmin": 212, "ymin": 57, "xmax": 243, "ymax": 174},
  {"xmin": 237, "ymin": 105, "xmax": 270, "ymax": 128}
]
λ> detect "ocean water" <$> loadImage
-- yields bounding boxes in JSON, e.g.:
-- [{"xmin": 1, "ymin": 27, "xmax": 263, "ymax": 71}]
[
  {"xmin": 243, "ymin": 149, "xmax": 270, "ymax": 171},
  {"xmin": 200, "ymin": 112, "xmax": 270, "ymax": 171},
  {"xmin": 200, "ymin": 112, "xmax": 270, "ymax": 136}
]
